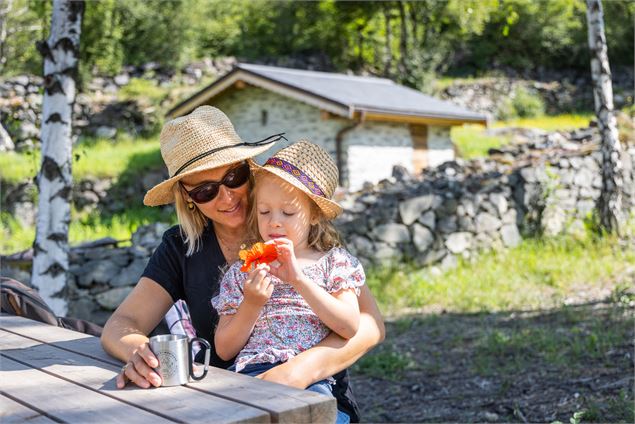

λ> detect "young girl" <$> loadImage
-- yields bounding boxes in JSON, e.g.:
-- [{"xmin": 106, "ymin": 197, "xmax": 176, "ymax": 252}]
[{"xmin": 211, "ymin": 140, "xmax": 365, "ymax": 422}]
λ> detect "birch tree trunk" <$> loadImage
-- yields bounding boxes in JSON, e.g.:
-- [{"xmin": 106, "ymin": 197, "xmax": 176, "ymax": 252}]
[
  {"xmin": 31, "ymin": 0, "xmax": 84, "ymax": 316},
  {"xmin": 585, "ymin": 0, "xmax": 623, "ymax": 235},
  {"xmin": 0, "ymin": 0, "xmax": 12, "ymax": 71}
]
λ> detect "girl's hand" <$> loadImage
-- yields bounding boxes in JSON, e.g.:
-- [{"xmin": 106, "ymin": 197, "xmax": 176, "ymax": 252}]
[
  {"xmin": 242, "ymin": 264, "xmax": 273, "ymax": 307},
  {"xmin": 269, "ymin": 238, "xmax": 303, "ymax": 286}
]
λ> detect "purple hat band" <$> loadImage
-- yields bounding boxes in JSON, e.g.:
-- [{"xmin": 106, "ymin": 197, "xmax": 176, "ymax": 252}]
[{"xmin": 264, "ymin": 157, "xmax": 326, "ymax": 198}]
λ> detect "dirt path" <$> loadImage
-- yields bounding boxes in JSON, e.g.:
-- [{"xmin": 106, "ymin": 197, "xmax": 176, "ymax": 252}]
[{"xmin": 351, "ymin": 293, "xmax": 634, "ymax": 423}]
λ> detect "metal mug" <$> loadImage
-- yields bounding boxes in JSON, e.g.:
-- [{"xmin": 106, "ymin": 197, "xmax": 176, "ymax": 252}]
[{"xmin": 148, "ymin": 334, "xmax": 211, "ymax": 386}]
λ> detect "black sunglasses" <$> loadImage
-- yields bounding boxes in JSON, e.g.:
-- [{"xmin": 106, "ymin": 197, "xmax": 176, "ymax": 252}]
[{"xmin": 181, "ymin": 162, "xmax": 250, "ymax": 204}]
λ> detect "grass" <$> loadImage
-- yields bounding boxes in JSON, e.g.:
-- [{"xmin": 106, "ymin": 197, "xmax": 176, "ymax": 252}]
[
  {"xmin": 366, "ymin": 232, "xmax": 635, "ymax": 316},
  {"xmin": 1, "ymin": 206, "xmax": 176, "ymax": 254},
  {"xmin": 453, "ymin": 113, "xmax": 595, "ymax": 159},
  {"xmin": 0, "ymin": 135, "xmax": 162, "ymax": 184}
]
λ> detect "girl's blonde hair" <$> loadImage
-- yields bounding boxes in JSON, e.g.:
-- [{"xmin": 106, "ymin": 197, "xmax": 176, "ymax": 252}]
[
  {"xmin": 246, "ymin": 172, "xmax": 342, "ymax": 252},
  {"xmin": 174, "ymin": 161, "xmax": 255, "ymax": 256}
]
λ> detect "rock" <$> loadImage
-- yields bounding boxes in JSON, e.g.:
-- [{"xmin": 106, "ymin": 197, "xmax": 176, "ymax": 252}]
[
  {"xmin": 475, "ymin": 212, "xmax": 501, "ymax": 233},
  {"xmin": 0, "ymin": 122, "xmax": 15, "ymax": 151},
  {"xmin": 19, "ymin": 121, "xmax": 39, "ymax": 139},
  {"xmin": 12, "ymin": 75, "xmax": 30, "ymax": 86},
  {"xmin": 542, "ymin": 206, "xmax": 566, "ymax": 236},
  {"xmin": 95, "ymin": 126, "xmax": 117, "ymax": 139},
  {"xmin": 412, "ymin": 224, "xmax": 434, "ymax": 252},
  {"xmin": 373, "ymin": 223, "xmax": 410, "ymax": 244},
  {"xmin": 399, "ymin": 195, "xmax": 435, "ymax": 225},
  {"xmin": 114, "ymin": 73, "xmax": 130, "ymax": 86},
  {"xmin": 573, "ymin": 168, "xmax": 594, "ymax": 187},
  {"xmin": 437, "ymin": 216, "xmax": 458, "ymax": 234},
  {"xmin": 75, "ymin": 260, "xmax": 122, "ymax": 287},
  {"xmin": 440, "ymin": 254, "xmax": 458, "ymax": 270},
  {"xmin": 500, "ymin": 224, "xmax": 521, "ymax": 247},
  {"xmin": 418, "ymin": 211, "xmax": 436, "ymax": 231},
  {"xmin": 132, "ymin": 223, "xmax": 170, "ymax": 249},
  {"xmin": 489, "ymin": 193, "xmax": 508, "ymax": 216},
  {"xmin": 577, "ymin": 200, "xmax": 595, "ymax": 216},
  {"xmin": 445, "ymin": 232, "xmax": 473, "ymax": 254},
  {"xmin": 502, "ymin": 208, "xmax": 517, "ymax": 225},
  {"xmin": 96, "ymin": 287, "xmax": 133, "ymax": 310},
  {"xmin": 392, "ymin": 164, "xmax": 411, "ymax": 182},
  {"xmin": 373, "ymin": 242, "xmax": 402, "ymax": 263},
  {"xmin": 109, "ymin": 258, "xmax": 148, "ymax": 287}
]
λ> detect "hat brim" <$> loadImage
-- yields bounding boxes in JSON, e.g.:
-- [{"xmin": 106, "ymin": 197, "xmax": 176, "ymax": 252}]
[
  {"xmin": 250, "ymin": 162, "xmax": 343, "ymax": 219},
  {"xmin": 144, "ymin": 142, "xmax": 274, "ymax": 206}
]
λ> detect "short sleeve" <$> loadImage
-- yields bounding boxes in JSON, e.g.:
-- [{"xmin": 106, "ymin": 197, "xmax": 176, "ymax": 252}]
[
  {"xmin": 211, "ymin": 261, "xmax": 245, "ymax": 315},
  {"xmin": 326, "ymin": 248, "xmax": 365, "ymax": 296},
  {"xmin": 141, "ymin": 226, "xmax": 185, "ymax": 302}
]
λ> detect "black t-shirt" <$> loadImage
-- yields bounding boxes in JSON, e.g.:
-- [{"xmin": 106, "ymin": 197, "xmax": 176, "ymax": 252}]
[{"xmin": 142, "ymin": 223, "xmax": 361, "ymax": 422}]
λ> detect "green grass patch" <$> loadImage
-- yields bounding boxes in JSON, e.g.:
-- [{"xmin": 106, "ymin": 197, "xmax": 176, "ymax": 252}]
[
  {"xmin": 366, "ymin": 234, "xmax": 635, "ymax": 316},
  {"xmin": 0, "ymin": 136, "xmax": 162, "ymax": 183},
  {"xmin": 1, "ymin": 206, "xmax": 176, "ymax": 254},
  {"xmin": 352, "ymin": 344, "xmax": 415, "ymax": 380},
  {"xmin": 452, "ymin": 125, "xmax": 509, "ymax": 159},
  {"xmin": 118, "ymin": 78, "xmax": 170, "ymax": 105},
  {"xmin": 453, "ymin": 113, "xmax": 596, "ymax": 159}
]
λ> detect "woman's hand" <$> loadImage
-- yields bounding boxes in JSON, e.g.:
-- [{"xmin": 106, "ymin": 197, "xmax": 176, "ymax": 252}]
[
  {"xmin": 269, "ymin": 238, "xmax": 303, "ymax": 285},
  {"xmin": 116, "ymin": 342, "xmax": 162, "ymax": 389},
  {"xmin": 242, "ymin": 264, "xmax": 273, "ymax": 307}
]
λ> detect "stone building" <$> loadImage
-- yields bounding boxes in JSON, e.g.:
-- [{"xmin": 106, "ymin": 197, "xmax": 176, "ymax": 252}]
[{"xmin": 168, "ymin": 63, "xmax": 487, "ymax": 190}]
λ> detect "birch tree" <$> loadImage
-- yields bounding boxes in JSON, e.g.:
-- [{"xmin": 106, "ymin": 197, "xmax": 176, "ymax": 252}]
[
  {"xmin": 585, "ymin": 0, "xmax": 623, "ymax": 234},
  {"xmin": 31, "ymin": 0, "xmax": 83, "ymax": 316}
]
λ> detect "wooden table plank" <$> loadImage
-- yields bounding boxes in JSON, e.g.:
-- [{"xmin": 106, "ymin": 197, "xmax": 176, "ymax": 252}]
[
  {"xmin": 1, "ymin": 315, "xmax": 337, "ymax": 423},
  {"xmin": 0, "ymin": 392, "xmax": 57, "ymax": 424},
  {"xmin": 0, "ymin": 329, "xmax": 270, "ymax": 424},
  {"xmin": 190, "ymin": 368, "xmax": 337, "ymax": 423},
  {"xmin": 0, "ymin": 314, "xmax": 118, "ymax": 365},
  {"xmin": 1, "ymin": 355, "xmax": 174, "ymax": 423}
]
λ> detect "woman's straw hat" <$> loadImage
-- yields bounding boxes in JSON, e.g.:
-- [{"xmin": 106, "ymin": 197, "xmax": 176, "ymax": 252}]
[
  {"xmin": 253, "ymin": 140, "xmax": 342, "ymax": 219},
  {"xmin": 144, "ymin": 106, "xmax": 281, "ymax": 206}
]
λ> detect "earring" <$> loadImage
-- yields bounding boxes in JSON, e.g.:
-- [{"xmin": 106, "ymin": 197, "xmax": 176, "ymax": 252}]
[{"xmin": 187, "ymin": 201, "xmax": 194, "ymax": 211}]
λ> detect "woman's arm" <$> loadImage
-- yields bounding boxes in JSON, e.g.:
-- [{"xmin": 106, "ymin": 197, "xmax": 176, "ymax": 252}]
[
  {"xmin": 256, "ymin": 284, "xmax": 384, "ymax": 388},
  {"xmin": 101, "ymin": 277, "xmax": 174, "ymax": 388}
]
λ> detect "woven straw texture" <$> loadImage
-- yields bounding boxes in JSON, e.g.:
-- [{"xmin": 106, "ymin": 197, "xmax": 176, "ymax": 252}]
[
  {"xmin": 254, "ymin": 140, "xmax": 342, "ymax": 219},
  {"xmin": 144, "ymin": 106, "xmax": 275, "ymax": 206}
]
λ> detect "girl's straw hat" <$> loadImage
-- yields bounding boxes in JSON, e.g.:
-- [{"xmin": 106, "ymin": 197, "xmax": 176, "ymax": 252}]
[
  {"xmin": 253, "ymin": 140, "xmax": 342, "ymax": 219},
  {"xmin": 144, "ymin": 106, "xmax": 281, "ymax": 206}
]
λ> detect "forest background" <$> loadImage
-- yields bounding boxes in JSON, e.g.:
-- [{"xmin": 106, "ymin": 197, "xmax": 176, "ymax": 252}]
[{"xmin": 4, "ymin": 0, "xmax": 634, "ymax": 88}]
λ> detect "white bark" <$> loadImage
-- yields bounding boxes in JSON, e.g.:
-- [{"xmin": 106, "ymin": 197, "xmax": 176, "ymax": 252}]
[
  {"xmin": 31, "ymin": 0, "xmax": 83, "ymax": 316},
  {"xmin": 586, "ymin": 0, "xmax": 623, "ymax": 234}
]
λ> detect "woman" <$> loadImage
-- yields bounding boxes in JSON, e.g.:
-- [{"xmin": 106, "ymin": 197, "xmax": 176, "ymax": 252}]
[{"xmin": 101, "ymin": 106, "xmax": 385, "ymax": 421}]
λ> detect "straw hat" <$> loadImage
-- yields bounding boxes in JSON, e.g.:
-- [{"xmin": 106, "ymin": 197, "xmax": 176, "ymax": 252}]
[
  {"xmin": 253, "ymin": 140, "xmax": 342, "ymax": 219},
  {"xmin": 144, "ymin": 106, "xmax": 280, "ymax": 206}
]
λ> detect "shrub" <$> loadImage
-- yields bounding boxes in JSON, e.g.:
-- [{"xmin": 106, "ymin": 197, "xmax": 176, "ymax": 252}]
[{"xmin": 497, "ymin": 86, "xmax": 546, "ymax": 120}]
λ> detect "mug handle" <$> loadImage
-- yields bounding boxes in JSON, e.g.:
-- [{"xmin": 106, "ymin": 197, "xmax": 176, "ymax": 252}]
[{"xmin": 189, "ymin": 337, "xmax": 211, "ymax": 381}]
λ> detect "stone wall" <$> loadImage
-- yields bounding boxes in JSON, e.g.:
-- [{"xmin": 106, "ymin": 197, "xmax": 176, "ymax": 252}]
[{"xmin": 2, "ymin": 125, "xmax": 633, "ymax": 325}]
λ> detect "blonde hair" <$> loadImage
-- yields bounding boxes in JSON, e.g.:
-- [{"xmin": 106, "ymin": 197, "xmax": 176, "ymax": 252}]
[
  {"xmin": 174, "ymin": 160, "xmax": 255, "ymax": 256},
  {"xmin": 246, "ymin": 172, "xmax": 342, "ymax": 252},
  {"xmin": 173, "ymin": 183, "xmax": 208, "ymax": 256}
]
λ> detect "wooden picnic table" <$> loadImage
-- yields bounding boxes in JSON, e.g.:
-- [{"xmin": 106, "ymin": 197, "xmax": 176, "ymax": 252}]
[{"xmin": 0, "ymin": 314, "xmax": 336, "ymax": 423}]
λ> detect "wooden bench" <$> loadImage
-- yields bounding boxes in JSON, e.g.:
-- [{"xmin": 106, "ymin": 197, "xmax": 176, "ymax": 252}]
[{"xmin": 0, "ymin": 314, "xmax": 336, "ymax": 423}]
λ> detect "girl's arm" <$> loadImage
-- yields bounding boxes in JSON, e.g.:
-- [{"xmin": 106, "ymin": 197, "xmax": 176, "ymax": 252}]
[
  {"xmin": 214, "ymin": 265, "xmax": 273, "ymax": 361},
  {"xmin": 256, "ymin": 284, "xmax": 384, "ymax": 388},
  {"xmin": 270, "ymin": 238, "xmax": 360, "ymax": 338},
  {"xmin": 293, "ymin": 276, "xmax": 360, "ymax": 339}
]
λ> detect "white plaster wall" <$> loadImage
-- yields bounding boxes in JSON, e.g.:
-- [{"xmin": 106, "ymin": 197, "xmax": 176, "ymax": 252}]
[
  {"xmin": 347, "ymin": 145, "xmax": 414, "ymax": 190},
  {"xmin": 343, "ymin": 121, "xmax": 413, "ymax": 191},
  {"xmin": 211, "ymin": 87, "xmax": 345, "ymax": 164},
  {"xmin": 427, "ymin": 126, "xmax": 454, "ymax": 167}
]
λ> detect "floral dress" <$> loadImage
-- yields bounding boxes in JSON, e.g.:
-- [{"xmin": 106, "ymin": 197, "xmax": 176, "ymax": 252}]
[{"xmin": 211, "ymin": 247, "xmax": 365, "ymax": 372}]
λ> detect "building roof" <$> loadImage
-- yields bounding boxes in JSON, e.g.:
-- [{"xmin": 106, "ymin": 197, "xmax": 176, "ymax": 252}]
[{"xmin": 167, "ymin": 63, "xmax": 488, "ymax": 125}]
